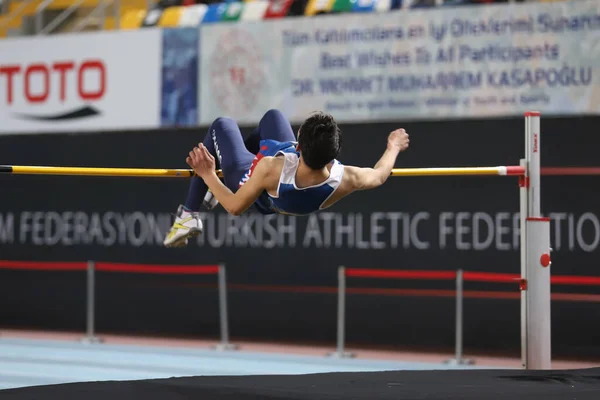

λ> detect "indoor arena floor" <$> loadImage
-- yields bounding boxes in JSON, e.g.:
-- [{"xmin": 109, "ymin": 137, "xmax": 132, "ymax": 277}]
[
  {"xmin": 0, "ymin": 336, "xmax": 484, "ymax": 390},
  {"xmin": 1, "ymin": 332, "xmax": 599, "ymax": 400}
]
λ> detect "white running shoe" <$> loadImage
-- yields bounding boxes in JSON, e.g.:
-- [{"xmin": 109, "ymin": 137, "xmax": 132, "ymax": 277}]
[{"xmin": 163, "ymin": 205, "xmax": 203, "ymax": 248}]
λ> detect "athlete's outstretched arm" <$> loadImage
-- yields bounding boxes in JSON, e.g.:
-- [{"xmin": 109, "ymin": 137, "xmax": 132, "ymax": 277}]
[
  {"xmin": 186, "ymin": 143, "xmax": 272, "ymax": 216},
  {"xmin": 345, "ymin": 129, "xmax": 409, "ymax": 191}
]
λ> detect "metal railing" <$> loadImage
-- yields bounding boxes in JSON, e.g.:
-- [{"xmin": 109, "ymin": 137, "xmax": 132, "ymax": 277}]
[
  {"xmin": 80, "ymin": 261, "xmax": 237, "ymax": 350},
  {"xmin": 0, "ymin": 0, "xmax": 34, "ymax": 34},
  {"xmin": 328, "ymin": 263, "xmax": 600, "ymax": 366},
  {"xmin": 444, "ymin": 269, "xmax": 475, "ymax": 366},
  {"xmin": 4, "ymin": 259, "xmax": 600, "ymax": 364},
  {"xmin": 35, "ymin": 0, "xmax": 122, "ymax": 34},
  {"xmin": 36, "ymin": 0, "xmax": 85, "ymax": 34},
  {"xmin": 328, "ymin": 267, "xmax": 354, "ymax": 358},
  {"xmin": 329, "ymin": 267, "xmax": 523, "ymax": 363},
  {"xmin": 0, "ymin": 259, "xmax": 237, "ymax": 350},
  {"xmin": 330, "ymin": 267, "xmax": 451, "ymax": 359},
  {"xmin": 71, "ymin": 0, "xmax": 121, "ymax": 33}
]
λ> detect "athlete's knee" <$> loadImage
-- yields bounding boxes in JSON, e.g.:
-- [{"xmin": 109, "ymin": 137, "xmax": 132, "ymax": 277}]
[
  {"xmin": 261, "ymin": 109, "xmax": 285, "ymax": 123},
  {"xmin": 211, "ymin": 116, "xmax": 236, "ymax": 132}
]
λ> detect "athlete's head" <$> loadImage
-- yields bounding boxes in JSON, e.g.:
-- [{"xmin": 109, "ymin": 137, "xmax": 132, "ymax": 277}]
[{"xmin": 297, "ymin": 112, "xmax": 342, "ymax": 170}]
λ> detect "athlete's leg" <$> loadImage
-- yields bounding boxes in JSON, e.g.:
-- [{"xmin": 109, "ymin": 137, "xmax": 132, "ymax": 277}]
[
  {"xmin": 184, "ymin": 117, "xmax": 254, "ymax": 211},
  {"xmin": 165, "ymin": 117, "xmax": 254, "ymax": 247},
  {"xmin": 244, "ymin": 109, "xmax": 296, "ymax": 153},
  {"xmin": 257, "ymin": 109, "xmax": 296, "ymax": 142}
]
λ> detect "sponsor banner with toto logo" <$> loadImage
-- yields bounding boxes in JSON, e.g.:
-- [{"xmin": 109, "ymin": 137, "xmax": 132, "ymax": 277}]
[{"xmin": 0, "ymin": 30, "xmax": 162, "ymax": 134}]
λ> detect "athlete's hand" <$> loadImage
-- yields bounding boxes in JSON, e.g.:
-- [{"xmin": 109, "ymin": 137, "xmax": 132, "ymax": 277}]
[
  {"xmin": 187, "ymin": 143, "xmax": 216, "ymax": 179},
  {"xmin": 387, "ymin": 129, "xmax": 409, "ymax": 153}
]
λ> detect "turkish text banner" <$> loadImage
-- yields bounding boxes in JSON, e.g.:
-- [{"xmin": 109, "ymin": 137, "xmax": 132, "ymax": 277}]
[{"xmin": 199, "ymin": 0, "xmax": 600, "ymax": 124}]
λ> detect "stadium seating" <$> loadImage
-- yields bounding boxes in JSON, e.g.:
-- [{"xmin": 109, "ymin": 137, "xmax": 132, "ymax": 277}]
[
  {"xmin": 121, "ymin": 8, "xmax": 147, "ymax": 29},
  {"xmin": 240, "ymin": 1, "xmax": 269, "ymax": 20},
  {"xmin": 221, "ymin": 1, "xmax": 243, "ymax": 20},
  {"xmin": 263, "ymin": 0, "xmax": 293, "ymax": 18},
  {"xmin": 158, "ymin": 5, "xmax": 184, "ymax": 26},
  {"xmin": 127, "ymin": 0, "xmax": 534, "ymax": 29},
  {"xmin": 0, "ymin": 0, "xmax": 147, "ymax": 37},
  {"xmin": 178, "ymin": 4, "xmax": 208, "ymax": 25},
  {"xmin": 0, "ymin": 0, "xmax": 566, "ymax": 37}
]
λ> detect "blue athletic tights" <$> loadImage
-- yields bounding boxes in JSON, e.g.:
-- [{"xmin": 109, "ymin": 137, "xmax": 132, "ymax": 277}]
[{"xmin": 184, "ymin": 109, "xmax": 295, "ymax": 211}]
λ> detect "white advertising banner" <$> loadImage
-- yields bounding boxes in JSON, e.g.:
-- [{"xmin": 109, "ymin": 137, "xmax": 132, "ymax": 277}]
[
  {"xmin": 199, "ymin": 0, "xmax": 600, "ymax": 124},
  {"xmin": 0, "ymin": 30, "xmax": 162, "ymax": 134}
]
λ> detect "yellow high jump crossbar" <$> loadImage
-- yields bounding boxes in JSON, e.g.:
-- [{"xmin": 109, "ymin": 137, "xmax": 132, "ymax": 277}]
[{"xmin": 0, "ymin": 165, "xmax": 526, "ymax": 178}]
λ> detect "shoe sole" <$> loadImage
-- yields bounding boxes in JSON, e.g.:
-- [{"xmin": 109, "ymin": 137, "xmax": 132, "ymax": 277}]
[{"xmin": 164, "ymin": 228, "xmax": 202, "ymax": 248}]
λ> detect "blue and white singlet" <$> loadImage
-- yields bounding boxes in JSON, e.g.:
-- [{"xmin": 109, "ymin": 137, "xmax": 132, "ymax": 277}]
[{"xmin": 239, "ymin": 139, "xmax": 344, "ymax": 216}]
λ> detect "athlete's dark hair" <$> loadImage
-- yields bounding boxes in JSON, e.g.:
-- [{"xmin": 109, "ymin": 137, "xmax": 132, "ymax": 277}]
[{"xmin": 297, "ymin": 112, "xmax": 342, "ymax": 170}]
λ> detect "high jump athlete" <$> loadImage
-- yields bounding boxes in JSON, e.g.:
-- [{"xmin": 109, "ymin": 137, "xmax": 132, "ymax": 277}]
[{"xmin": 164, "ymin": 109, "xmax": 409, "ymax": 248}]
